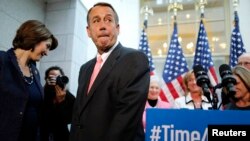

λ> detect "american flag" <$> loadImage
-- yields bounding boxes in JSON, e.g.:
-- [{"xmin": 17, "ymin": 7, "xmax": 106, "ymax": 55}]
[
  {"xmin": 162, "ymin": 22, "xmax": 189, "ymax": 105},
  {"xmin": 138, "ymin": 20, "xmax": 156, "ymax": 74},
  {"xmin": 193, "ymin": 15, "xmax": 218, "ymax": 86},
  {"xmin": 139, "ymin": 20, "xmax": 171, "ymax": 102},
  {"xmin": 229, "ymin": 11, "xmax": 246, "ymax": 68}
]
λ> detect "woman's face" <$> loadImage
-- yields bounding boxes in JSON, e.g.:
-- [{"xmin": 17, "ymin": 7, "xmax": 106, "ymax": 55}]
[
  {"xmin": 234, "ymin": 75, "xmax": 250, "ymax": 100},
  {"xmin": 29, "ymin": 38, "xmax": 52, "ymax": 61},
  {"xmin": 148, "ymin": 81, "xmax": 161, "ymax": 100},
  {"xmin": 187, "ymin": 73, "xmax": 201, "ymax": 93}
]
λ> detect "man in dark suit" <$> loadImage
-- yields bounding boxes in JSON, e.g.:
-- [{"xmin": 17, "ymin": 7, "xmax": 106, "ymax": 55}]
[{"xmin": 69, "ymin": 2, "xmax": 150, "ymax": 141}]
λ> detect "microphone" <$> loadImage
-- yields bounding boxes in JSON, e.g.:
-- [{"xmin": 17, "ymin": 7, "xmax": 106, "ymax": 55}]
[
  {"xmin": 219, "ymin": 64, "xmax": 236, "ymax": 98},
  {"xmin": 193, "ymin": 65, "xmax": 212, "ymax": 102}
]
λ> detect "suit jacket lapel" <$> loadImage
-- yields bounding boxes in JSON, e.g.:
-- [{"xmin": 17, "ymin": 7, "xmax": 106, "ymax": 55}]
[
  {"xmin": 79, "ymin": 44, "xmax": 122, "ymax": 114},
  {"xmin": 88, "ymin": 44, "xmax": 122, "ymax": 95},
  {"xmin": 77, "ymin": 60, "xmax": 95, "ymax": 113},
  {"xmin": 31, "ymin": 64, "xmax": 44, "ymax": 98},
  {"xmin": 7, "ymin": 49, "xmax": 28, "ymax": 97},
  {"xmin": 8, "ymin": 49, "xmax": 44, "ymax": 99}
]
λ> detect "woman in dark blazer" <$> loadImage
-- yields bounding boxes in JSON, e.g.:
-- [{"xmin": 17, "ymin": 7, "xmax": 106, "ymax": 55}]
[{"xmin": 0, "ymin": 20, "xmax": 58, "ymax": 141}]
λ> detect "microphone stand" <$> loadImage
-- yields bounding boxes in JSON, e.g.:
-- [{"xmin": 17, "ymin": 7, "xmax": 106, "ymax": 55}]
[
  {"xmin": 211, "ymin": 84, "xmax": 222, "ymax": 110},
  {"xmin": 202, "ymin": 84, "xmax": 219, "ymax": 110},
  {"xmin": 211, "ymin": 90, "xmax": 218, "ymax": 110}
]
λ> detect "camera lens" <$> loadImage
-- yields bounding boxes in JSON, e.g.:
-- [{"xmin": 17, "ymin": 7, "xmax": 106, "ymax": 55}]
[{"xmin": 56, "ymin": 76, "xmax": 69, "ymax": 89}]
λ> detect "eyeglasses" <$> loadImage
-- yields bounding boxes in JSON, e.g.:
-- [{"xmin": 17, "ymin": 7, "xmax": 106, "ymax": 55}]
[{"xmin": 238, "ymin": 62, "xmax": 250, "ymax": 66}]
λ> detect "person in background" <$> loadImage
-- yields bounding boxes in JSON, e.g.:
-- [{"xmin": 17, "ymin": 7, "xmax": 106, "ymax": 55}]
[
  {"xmin": 142, "ymin": 75, "xmax": 172, "ymax": 131},
  {"xmin": 224, "ymin": 66, "xmax": 250, "ymax": 110},
  {"xmin": 221, "ymin": 52, "xmax": 250, "ymax": 107},
  {"xmin": 237, "ymin": 52, "xmax": 250, "ymax": 70},
  {"xmin": 41, "ymin": 66, "xmax": 75, "ymax": 141},
  {"xmin": 0, "ymin": 20, "xmax": 58, "ymax": 141},
  {"xmin": 70, "ymin": 2, "xmax": 150, "ymax": 141},
  {"xmin": 174, "ymin": 71, "xmax": 212, "ymax": 110}
]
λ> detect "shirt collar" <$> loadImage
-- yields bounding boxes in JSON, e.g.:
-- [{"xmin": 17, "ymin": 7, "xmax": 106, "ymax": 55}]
[
  {"xmin": 185, "ymin": 92, "xmax": 210, "ymax": 104},
  {"xmin": 96, "ymin": 41, "xmax": 119, "ymax": 66}
]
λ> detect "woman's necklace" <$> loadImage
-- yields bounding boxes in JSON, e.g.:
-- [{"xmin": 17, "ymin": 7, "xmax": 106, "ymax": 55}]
[
  {"xmin": 18, "ymin": 63, "xmax": 34, "ymax": 85},
  {"xmin": 23, "ymin": 65, "xmax": 34, "ymax": 85}
]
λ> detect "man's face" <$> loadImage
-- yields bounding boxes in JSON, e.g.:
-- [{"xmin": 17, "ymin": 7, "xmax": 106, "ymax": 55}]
[
  {"xmin": 87, "ymin": 5, "xmax": 120, "ymax": 54},
  {"xmin": 238, "ymin": 55, "xmax": 250, "ymax": 70}
]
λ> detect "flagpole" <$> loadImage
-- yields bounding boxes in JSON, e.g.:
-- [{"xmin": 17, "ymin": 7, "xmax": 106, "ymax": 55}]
[
  {"xmin": 168, "ymin": 1, "xmax": 183, "ymax": 49},
  {"xmin": 140, "ymin": 5, "xmax": 153, "ymax": 29},
  {"xmin": 233, "ymin": 0, "xmax": 239, "ymax": 12},
  {"xmin": 233, "ymin": 0, "xmax": 239, "ymax": 28},
  {"xmin": 168, "ymin": 0, "xmax": 183, "ymax": 22},
  {"xmin": 139, "ymin": 5, "xmax": 173, "ymax": 102},
  {"xmin": 194, "ymin": 0, "xmax": 220, "ymax": 109},
  {"xmin": 196, "ymin": 0, "xmax": 207, "ymax": 19},
  {"xmin": 232, "ymin": 0, "xmax": 239, "ymax": 27},
  {"xmin": 162, "ymin": 0, "xmax": 189, "ymax": 104},
  {"xmin": 229, "ymin": 0, "xmax": 246, "ymax": 67}
]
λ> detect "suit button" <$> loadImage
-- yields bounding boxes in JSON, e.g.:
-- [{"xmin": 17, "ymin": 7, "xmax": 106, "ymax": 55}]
[{"xmin": 19, "ymin": 112, "xmax": 23, "ymax": 115}]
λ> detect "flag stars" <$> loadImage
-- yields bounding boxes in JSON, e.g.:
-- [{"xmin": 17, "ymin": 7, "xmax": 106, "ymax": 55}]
[
  {"xmin": 229, "ymin": 17, "xmax": 245, "ymax": 67},
  {"xmin": 139, "ymin": 29, "xmax": 155, "ymax": 72},
  {"xmin": 162, "ymin": 23, "xmax": 189, "ymax": 83}
]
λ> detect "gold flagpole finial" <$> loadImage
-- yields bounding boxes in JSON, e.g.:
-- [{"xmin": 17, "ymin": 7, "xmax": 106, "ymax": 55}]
[
  {"xmin": 233, "ymin": 0, "xmax": 239, "ymax": 12},
  {"xmin": 168, "ymin": 0, "xmax": 183, "ymax": 19},
  {"xmin": 140, "ymin": 5, "xmax": 153, "ymax": 21},
  {"xmin": 195, "ymin": 0, "xmax": 207, "ymax": 14}
]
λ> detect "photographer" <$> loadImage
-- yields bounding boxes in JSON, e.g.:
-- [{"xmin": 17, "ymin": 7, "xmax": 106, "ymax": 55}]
[{"xmin": 41, "ymin": 66, "xmax": 75, "ymax": 141}]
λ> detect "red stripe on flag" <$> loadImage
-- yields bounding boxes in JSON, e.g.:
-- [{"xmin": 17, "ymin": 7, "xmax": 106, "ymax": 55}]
[
  {"xmin": 209, "ymin": 67, "xmax": 218, "ymax": 83},
  {"xmin": 176, "ymin": 75, "xmax": 185, "ymax": 92},
  {"xmin": 159, "ymin": 90, "xmax": 168, "ymax": 102},
  {"xmin": 166, "ymin": 82, "xmax": 179, "ymax": 99},
  {"xmin": 150, "ymin": 71, "xmax": 155, "ymax": 75}
]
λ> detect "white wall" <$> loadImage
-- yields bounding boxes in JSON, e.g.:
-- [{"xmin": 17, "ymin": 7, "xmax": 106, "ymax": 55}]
[
  {"xmin": 39, "ymin": 0, "xmax": 78, "ymax": 94},
  {"xmin": 237, "ymin": 0, "xmax": 250, "ymax": 52},
  {"xmin": 0, "ymin": 0, "xmax": 45, "ymax": 51}
]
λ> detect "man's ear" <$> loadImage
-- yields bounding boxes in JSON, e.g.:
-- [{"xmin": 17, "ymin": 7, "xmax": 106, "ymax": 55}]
[
  {"xmin": 116, "ymin": 24, "xmax": 120, "ymax": 34},
  {"xmin": 86, "ymin": 26, "xmax": 91, "ymax": 37}
]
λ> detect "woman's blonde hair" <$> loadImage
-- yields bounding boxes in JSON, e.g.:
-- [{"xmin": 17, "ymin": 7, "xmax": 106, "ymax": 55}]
[
  {"xmin": 233, "ymin": 66, "xmax": 250, "ymax": 91},
  {"xmin": 183, "ymin": 71, "xmax": 193, "ymax": 95},
  {"xmin": 182, "ymin": 70, "xmax": 203, "ymax": 95}
]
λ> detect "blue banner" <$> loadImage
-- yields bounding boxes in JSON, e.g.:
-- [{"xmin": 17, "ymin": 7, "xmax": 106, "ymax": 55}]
[{"xmin": 146, "ymin": 109, "xmax": 250, "ymax": 141}]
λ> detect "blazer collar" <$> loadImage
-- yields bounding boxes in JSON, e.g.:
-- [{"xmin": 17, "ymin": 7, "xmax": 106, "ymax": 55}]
[
  {"xmin": 79, "ymin": 43, "xmax": 123, "ymax": 113},
  {"xmin": 87, "ymin": 43, "xmax": 122, "ymax": 95},
  {"xmin": 7, "ymin": 48, "xmax": 44, "ymax": 97},
  {"xmin": 185, "ymin": 92, "xmax": 210, "ymax": 104}
]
